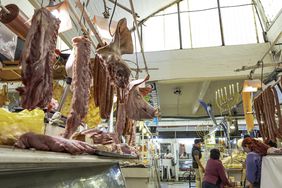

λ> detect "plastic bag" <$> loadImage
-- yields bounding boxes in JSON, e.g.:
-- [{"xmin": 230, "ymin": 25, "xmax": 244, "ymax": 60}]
[
  {"xmin": 0, "ymin": 24, "xmax": 17, "ymax": 60},
  {"xmin": 0, "ymin": 108, "xmax": 45, "ymax": 145}
]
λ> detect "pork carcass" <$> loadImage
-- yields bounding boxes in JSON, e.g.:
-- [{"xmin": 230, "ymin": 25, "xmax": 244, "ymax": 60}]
[
  {"xmin": 63, "ymin": 36, "xmax": 91, "ymax": 138},
  {"xmin": 126, "ymin": 76, "xmax": 157, "ymax": 120},
  {"xmin": 17, "ymin": 8, "xmax": 60, "ymax": 110},
  {"xmin": 15, "ymin": 132, "xmax": 96, "ymax": 155}
]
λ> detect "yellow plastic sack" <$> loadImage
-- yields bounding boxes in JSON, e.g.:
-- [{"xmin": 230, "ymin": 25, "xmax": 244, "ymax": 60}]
[
  {"xmin": 0, "ymin": 108, "xmax": 45, "ymax": 145},
  {"xmin": 242, "ymin": 92, "xmax": 254, "ymax": 132},
  {"xmin": 53, "ymin": 82, "xmax": 101, "ymax": 128}
]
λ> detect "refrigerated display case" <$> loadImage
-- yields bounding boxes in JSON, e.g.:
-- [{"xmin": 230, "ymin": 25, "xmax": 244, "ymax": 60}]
[{"xmin": 0, "ymin": 147, "xmax": 126, "ymax": 188}]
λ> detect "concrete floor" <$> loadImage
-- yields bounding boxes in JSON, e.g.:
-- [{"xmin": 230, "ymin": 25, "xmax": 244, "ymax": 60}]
[{"xmin": 160, "ymin": 182, "xmax": 196, "ymax": 188}]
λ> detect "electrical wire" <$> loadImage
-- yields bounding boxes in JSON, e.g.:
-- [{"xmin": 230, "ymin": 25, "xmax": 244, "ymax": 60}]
[{"xmin": 109, "ymin": 0, "xmax": 118, "ymax": 37}]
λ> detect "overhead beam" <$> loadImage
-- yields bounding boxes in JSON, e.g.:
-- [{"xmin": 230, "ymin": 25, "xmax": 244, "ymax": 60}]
[
  {"xmin": 192, "ymin": 81, "xmax": 211, "ymax": 114},
  {"xmin": 235, "ymin": 31, "xmax": 282, "ymax": 72},
  {"xmin": 123, "ymin": 43, "xmax": 273, "ymax": 81}
]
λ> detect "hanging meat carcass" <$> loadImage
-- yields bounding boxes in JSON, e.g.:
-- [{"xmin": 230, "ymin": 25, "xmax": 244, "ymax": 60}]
[
  {"xmin": 92, "ymin": 18, "xmax": 157, "ymax": 142},
  {"xmin": 93, "ymin": 18, "xmax": 133, "ymax": 118},
  {"xmin": 126, "ymin": 76, "xmax": 157, "ymax": 120},
  {"xmin": 63, "ymin": 36, "xmax": 91, "ymax": 138},
  {"xmin": 17, "ymin": 8, "xmax": 60, "ymax": 110},
  {"xmin": 92, "ymin": 55, "xmax": 114, "ymax": 119},
  {"xmin": 96, "ymin": 18, "xmax": 132, "ymax": 89},
  {"xmin": 254, "ymin": 85, "xmax": 282, "ymax": 141}
]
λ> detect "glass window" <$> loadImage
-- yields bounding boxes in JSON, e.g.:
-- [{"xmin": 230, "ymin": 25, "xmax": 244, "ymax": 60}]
[
  {"xmin": 164, "ymin": 4, "xmax": 178, "ymax": 14},
  {"xmin": 164, "ymin": 14, "xmax": 180, "ymax": 50},
  {"xmin": 255, "ymin": 13, "xmax": 265, "ymax": 43},
  {"xmin": 131, "ymin": 30, "xmax": 141, "ymax": 52},
  {"xmin": 180, "ymin": 12, "xmax": 192, "ymax": 48},
  {"xmin": 260, "ymin": 0, "xmax": 282, "ymax": 22},
  {"xmin": 143, "ymin": 16, "xmax": 165, "ymax": 52},
  {"xmin": 221, "ymin": 5, "xmax": 258, "ymax": 45},
  {"xmin": 220, "ymin": 0, "xmax": 252, "ymax": 7},
  {"xmin": 188, "ymin": 0, "xmax": 218, "ymax": 11},
  {"xmin": 189, "ymin": 9, "xmax": 222, "ymax": 48},
  {"xmin": 179, "ymin": 0, "xmax": 189, "ymax": 12}
]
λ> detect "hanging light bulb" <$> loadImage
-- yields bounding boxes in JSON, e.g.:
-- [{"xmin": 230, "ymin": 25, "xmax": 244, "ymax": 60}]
[{"xmin": 46, "ymin": 1, "xmax": 72, "ymax": 33}]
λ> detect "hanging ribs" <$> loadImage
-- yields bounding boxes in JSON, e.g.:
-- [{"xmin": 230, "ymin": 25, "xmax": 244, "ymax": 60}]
[
  {"xmin": 17, "ymin": 8, "xmax": 60, "ymax": 110},
  {"xmin": 63, "ymin": 36, "xmax": 91, "ymax": 138}
]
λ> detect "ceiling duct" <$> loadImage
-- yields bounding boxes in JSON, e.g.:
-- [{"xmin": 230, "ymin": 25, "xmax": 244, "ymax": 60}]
[{"xmin": 0, "ymin": 4, "xmax": 30, "ymax": 40}]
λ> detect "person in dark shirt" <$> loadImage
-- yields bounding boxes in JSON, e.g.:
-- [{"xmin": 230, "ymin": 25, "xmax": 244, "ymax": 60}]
[
  {"xmin": 242, "ymin": 137, "xmax": 270, "ymax": 188},
  {"xmin": 203, "ymin": 149, "xmax": 234, "ymax": 188},
  {"xmin": 192, "ymin": 139, "xmax": 205, "ymax": 188}
]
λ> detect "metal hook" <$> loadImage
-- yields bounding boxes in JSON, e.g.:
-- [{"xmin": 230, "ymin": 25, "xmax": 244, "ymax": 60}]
[{"xmin": 248, "ymin": 69, "xmax": 255, "ymax": 80}]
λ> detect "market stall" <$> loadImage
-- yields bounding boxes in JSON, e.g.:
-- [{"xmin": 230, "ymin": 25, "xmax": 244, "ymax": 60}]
[
  {"xmin": 0, "ymin": 147, "xmax": 126, "ymax": 187},
  {"xmin": 0, "ymin": 1, "xmax": 159, "ymax": 187}
]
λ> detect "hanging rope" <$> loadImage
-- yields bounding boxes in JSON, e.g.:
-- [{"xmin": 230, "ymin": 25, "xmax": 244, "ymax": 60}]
[
  {"xmin": 129, "ymin": 0, "xmax": 149, "ymax": 77},
  {"xmin": 109, "ymin": 0, "xmax": 118, "ymax": 37}
]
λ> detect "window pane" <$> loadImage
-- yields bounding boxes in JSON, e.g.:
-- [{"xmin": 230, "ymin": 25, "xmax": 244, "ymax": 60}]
[
  {"xmin": 220, "ymin": 0, "xmax": 252, "ymax": 7},
  {"xmin": 143, "ymin": 16, "xmax": 165, "ymax": 52},
  {"xmin": 164, "ymin": 14, "xmax": 180, "ymax": 50},
  {"xmin": 131, "ymin": 30, "xmax": 141, "ymax": 52},
  {"xmin": 180, "ymin": 12, "xmax": 192, "ymax": 48},
  {"xmin": 188, "ymin": 0, "xmax": 218, "ymax": 11},
  {"xmin": 164, "ymin": 4, "xmax": 177, "ymax": 14},
  {"xmin": 190, "ymin": 9, "xmax": 222, "ymax": 48},
  {"xmin": 260, "ymin": 0, "xmax": 282, "ymax": 22},
  {"xmin": 221, "ymin": 6, "xmax": 257, "ymax": 45},
  {"xmin": 255, "ymin": 13, "xmax": 265, "ymax": 43},
  {"xmin": 180, "ymin": 0, "xmax": 189, "ymax": 11}
]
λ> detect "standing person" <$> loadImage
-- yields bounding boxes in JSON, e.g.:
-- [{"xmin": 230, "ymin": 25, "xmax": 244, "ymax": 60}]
[
  {"xmin": 242, "ymin": 137, "xmax": 270, "ymax": 188},
  {"xmin": 164, "ymin": 149, "xmax": 173, "ymax": 159},
  {"xmin": 202, "ymin": 149, "xmax": 234, "ymax": 188},
  {"xmin": 192, "ymin": 139, "xmax": 205, "ymax": 188}
]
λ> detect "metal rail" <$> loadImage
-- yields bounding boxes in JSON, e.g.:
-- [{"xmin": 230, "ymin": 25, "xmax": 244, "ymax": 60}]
[{"xmin": 235, "ymin": 31, "xmax": 282, "ymax": 72}]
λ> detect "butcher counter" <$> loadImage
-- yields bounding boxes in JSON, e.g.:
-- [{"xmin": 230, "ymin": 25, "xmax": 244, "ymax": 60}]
[{"xmin": 0, "ymin": 147, "xmax": 127, "ymax": 187}]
